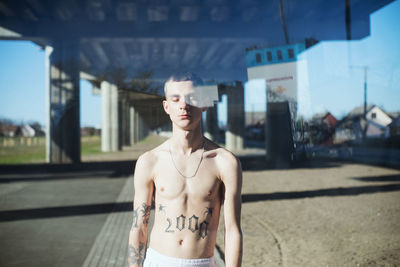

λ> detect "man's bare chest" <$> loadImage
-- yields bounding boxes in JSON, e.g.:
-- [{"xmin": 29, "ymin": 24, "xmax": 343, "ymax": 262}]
[{"xmin": 153, "ymin": 156, "xmax": 222, "ymax": 202}]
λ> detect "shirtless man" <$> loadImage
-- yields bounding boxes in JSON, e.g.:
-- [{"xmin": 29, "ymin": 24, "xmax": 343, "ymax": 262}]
[{"xmin": 128, "ymin": 73, "xmax": 243, "ymax": 267}]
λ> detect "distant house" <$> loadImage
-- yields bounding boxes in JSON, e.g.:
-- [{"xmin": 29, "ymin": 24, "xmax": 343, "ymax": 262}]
[
  {"xmin": 0, "ymin": 122, "xmax": 45, "ymax": 137},
  {"xmin": 30, "ymin": 124, "xmax": 45, "ymax": 136},
  {"xmin": 308, "ymin": 112, "xmax": 338, "ymax": 146},
  {"xmin": 0, "ymin": 124, "xmax": 19, "ymax": 137},
  {"xmin": 21, "ymin": 124, "xmax": 35, "ymax": 137},
  {"xmin": 334, "ymin": 105, "xmax": 392, "ymax": 143},
  {"xmin": 388, "ymin": 115, "xmax": 400, "ymax": 136}
]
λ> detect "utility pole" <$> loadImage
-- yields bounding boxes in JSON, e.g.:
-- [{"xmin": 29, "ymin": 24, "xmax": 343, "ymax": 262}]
[
  {"xmin": 349, "ymin": 66, "xmax": 368, "ymax": 142},
  {"xmin": 279, "ymin": 0, "xmax": 290, "ymax": 44},
  {"xmin": 345, "ymin": 0, "xmax": 352, "ymax": 40},
  {"xmin": 363, "ymin": 66, "xmax": 368, "ymax": 142}
]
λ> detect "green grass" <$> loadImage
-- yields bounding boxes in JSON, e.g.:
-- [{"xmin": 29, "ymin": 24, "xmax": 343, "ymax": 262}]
[
  {"xmin": 81, "ymin": 136, "xmax": 102, "ymax": 155},
  {"xmin": 0, "ymin": 136, "xmax": 102, "ymax": 164}
]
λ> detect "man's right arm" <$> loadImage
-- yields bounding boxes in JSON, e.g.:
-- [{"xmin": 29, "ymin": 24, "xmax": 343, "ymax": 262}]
[{"xmin": 128, "ymin": 153, "xmax": 155, "ymax": 267}]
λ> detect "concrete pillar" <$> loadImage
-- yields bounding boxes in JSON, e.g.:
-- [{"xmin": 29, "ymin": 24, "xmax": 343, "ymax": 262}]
[
  {"xmin": 101, "ymin": 81, "xmax": 111, "ymax": 152},
  {"xmin": 130, "ymin": 105, "xmax": 141, "ymax": 144},
  {"xmin": 139, "ymin": 114, "xmax": 148, "ymax": 140},
  {"xmin": 265, "ymin": 102, "xmax": 294, "ymax": 168},
  {"xmin": 204, "ymin": 104, "xmax": 219, "ymax": 142},
  {"xmin": 129, "ymin": 105, "xmax": 135, "ymax": 145},
  {"xmin": 46, "ymin": 39, "xmax": 81, "ymax": 163},
  {"xmin": 134, "ymin": 109, "xmax": 140, "ymax": 143},
  {"xmin": 226, "ymin": 82, "xmax": 245, "ymax": 151},
  {"xmin": 110, "ymin": 84, "xmax": 119, "ymax": 151},
  {"xmin": 121, "ymin": 99, "xmax": 130, "ymax": 146},
  {"xmin": 45, "ymin": 46, "xmax": 52, "ymax": 163}
]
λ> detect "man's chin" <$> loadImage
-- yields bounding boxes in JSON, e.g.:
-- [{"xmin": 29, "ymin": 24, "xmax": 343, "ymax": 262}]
[{"xmin": 174, "ymin": 120, "xmax": 198, "ymax": 131}]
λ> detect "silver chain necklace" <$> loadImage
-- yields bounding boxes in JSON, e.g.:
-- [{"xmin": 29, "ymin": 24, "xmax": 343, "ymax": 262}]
[{"xmin": 169, "ymin": 140, "xmax": 205, "ymax": 179}]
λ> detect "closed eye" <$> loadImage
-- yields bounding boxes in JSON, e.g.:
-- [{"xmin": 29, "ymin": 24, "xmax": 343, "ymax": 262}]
[{"xmin": 169, "ymin": 95, "xmax": 180, "ymax": 102}]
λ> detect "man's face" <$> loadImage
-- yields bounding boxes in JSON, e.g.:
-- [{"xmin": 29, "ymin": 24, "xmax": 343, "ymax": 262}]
[{"xmin": 163, "ymin": 80, "xmax": 205, "ymax": 130}]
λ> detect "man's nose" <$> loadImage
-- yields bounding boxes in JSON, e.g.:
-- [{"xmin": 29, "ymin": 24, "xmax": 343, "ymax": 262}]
[{"xmin": 179, "ymin": 97, "xmax": 189, "ymax": 108}]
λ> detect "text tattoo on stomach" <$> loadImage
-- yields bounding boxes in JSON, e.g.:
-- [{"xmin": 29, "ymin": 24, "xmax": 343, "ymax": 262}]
[{"xmin": 160, "ymin": 204, "xmax": 212, "ymax": 239}]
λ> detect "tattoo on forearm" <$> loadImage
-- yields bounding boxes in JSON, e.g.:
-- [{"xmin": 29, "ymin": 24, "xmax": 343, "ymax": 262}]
[
  {"xmin": 140, "ymin": 203, "xmax": 151, "ymax": 225},
  {"xmin": 128, "ymin": 243, "xmax": 146, "ymax": 265},
  {"xmin": 132, "ymin": 207, "xmax": 139, "ymax": 228}
]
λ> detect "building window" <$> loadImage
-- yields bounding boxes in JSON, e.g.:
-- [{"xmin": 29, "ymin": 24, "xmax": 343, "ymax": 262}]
[
  {"xmin": 256, "ymin": 53, "xmax": 261, "ymax": 63},
  {"xmin": 371, "ymin": 112, "xmax": 377, "ymax": 119},
  {"xmin": 277, "ymin": 50, "xmax": 282, "ymax": 60},
  {"xmin": 267, "ymin": 51, "xmax": 272, "ymax": 62},
  {"xmin": 288, "ymin": 48, "xmax": 294, "ymax": 59}
]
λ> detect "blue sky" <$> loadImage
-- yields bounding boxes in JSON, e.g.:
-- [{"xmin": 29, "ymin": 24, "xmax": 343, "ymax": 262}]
[
  {"xmin": 0, "ymin": 0, "xmax": 399, "ymax": 127},
  {"xmin": 245, "ymin": 0, "xmax": 400, "ymax": 120},
  {"xmin": 0, "ymin": 41, "xmax": 102, "ymax": 127},
  {"xmin": 297, "ymin": 0, "xmax": 400, "ymax": 118}
]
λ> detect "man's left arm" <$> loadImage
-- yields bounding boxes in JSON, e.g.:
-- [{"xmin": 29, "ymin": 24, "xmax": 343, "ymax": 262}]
[{"xmin": 220, "ymin": 152, "xmax": 243, "ymax": 267}]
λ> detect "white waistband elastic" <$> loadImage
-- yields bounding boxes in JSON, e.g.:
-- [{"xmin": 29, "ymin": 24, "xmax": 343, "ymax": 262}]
[{"xmin": 144, "ymin": 247, "xmax": 216, "ymax": 267}]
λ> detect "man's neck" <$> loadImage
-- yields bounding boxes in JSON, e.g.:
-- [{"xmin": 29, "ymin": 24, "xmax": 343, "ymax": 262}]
[{"xmin": 170, "ymin": 125, "xmax": 204, "ymax": 156}]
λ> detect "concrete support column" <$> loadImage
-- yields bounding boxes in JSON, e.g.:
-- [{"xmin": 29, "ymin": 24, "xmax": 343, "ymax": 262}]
[
  {"xmin": 121, "ymin": 99, "xmax": 130, "ymax": 146},
  {"xmin": 129, "ymin": 105, "xmax": 136, "ymax": 145},
  {"xmin": 226, "ymin": 82, "xmax": 245, "ymax": 151},
  {"xmin": 46, "ymin": 39, "xmax": 81, "ymax": 163},
  {"xmin": 134, "ymin": 109, "xmax": 140, "ymax": 143},
  {"xmin": 45, "ymin": 46, "xmax": 52, "ymax": 163},
  {"xmin": 101, "ymin": 81, "xmax": 120, "ymax": 151},
  {"xmin": 130, "ymin": 105, "xmax": 141, "ymax": 144},
  {"xmin": 110, "ymin": 84, "xmax": 119, "ymax": 151},
  {"xmin": 204, "ymin": 104, "xmax": 219, "ymax": 142},
  {"xmin": 101, "ymin": 81, "xmax": 111, "ymax": 152},
  {"xmin": 139, "ymin": 114, "xmax": 148, "ymax": 140}
]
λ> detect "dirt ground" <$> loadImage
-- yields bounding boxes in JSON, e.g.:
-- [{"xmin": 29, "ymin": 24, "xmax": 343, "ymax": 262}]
[
  {"xmin": 216, "ymin": 161, "xmax": 400, "ymax": 266},
  {"xmin": 84, "ymin": 136, "xmax": 400, "ymax": 266}
]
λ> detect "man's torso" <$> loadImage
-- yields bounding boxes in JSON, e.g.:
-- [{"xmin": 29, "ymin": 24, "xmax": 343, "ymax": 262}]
[{"xmin": 148, "ymin": 140, "xmax": 224, "ymax": 259}]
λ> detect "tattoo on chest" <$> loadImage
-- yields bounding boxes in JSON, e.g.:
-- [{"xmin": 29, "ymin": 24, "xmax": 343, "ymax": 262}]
[
  {"xmin": 158, "ymin": 204, "xmax": 212, "ymax": 239},
  {"xmin": 204, "ymin": 207, "xmax": 213, "ymax": 217},
  {"xmin": 158, "ymin": 204, "xmax": 167, "ymax": 215}
]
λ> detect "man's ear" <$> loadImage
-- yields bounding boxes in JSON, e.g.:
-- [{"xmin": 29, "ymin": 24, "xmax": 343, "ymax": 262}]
[{"xmin": 162, "ymin": 100, "xmax": 169, "ymax": 114}]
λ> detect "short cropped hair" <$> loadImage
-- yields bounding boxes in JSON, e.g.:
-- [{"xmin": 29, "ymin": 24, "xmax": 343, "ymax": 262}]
[{"xmin": 164, "ymin": 72, "xmax": 203, "ymax": 96}]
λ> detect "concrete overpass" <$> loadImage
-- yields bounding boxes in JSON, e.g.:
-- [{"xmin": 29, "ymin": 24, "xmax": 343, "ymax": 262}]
[{"xmin": 0, "ymin": 0, "xmax": 391, "ymax": 163}]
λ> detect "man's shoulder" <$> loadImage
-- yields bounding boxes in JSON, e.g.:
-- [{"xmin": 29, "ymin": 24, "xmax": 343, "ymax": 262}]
[
  {"xmin": 134, "ymin": 141, "xmax": 170, "ymax": 181},
  {"xmin": 204, "ymin": 138, "xmax": 240, "ymax": 169},
  {"xmin": 137, "ymin": 140, "xmax": 169, "ymax": 164}
]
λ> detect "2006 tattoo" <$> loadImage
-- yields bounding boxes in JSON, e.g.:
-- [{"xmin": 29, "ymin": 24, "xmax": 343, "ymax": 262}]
[{"xmin": 164, "ymin": 214, "xmax": 209, "ymax": 239}]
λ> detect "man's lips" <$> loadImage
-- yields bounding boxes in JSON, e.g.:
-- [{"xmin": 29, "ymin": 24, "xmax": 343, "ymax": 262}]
[{"xmin": 179, "ymin": 114, "xmax": 190, "ymax": 119}]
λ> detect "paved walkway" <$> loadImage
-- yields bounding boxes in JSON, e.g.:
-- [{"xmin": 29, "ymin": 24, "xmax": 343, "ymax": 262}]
[
  {"xmin": 1, "ymin": 137, "xmax": 399, "ymax": 266},
  {"xmin": 1, "ymin": 135, "xmax": 242, "ymax": 267}
]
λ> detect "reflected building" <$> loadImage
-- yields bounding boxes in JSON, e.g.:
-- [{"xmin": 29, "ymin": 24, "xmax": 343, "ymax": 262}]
[
  {"xmin": 245, "ymin": 0, "xmax": 400, "ymax": 163},
  {"xmin": 245, "ymin": 41, "xmax": 316, "ymax": 164}
]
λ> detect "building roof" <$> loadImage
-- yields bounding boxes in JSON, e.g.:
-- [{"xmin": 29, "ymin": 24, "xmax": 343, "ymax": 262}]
[{"xmin": 347, "ymin": 104, "xmax": 376, "ymax": 118}]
